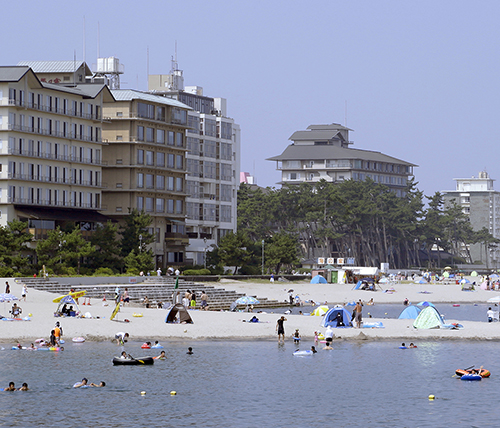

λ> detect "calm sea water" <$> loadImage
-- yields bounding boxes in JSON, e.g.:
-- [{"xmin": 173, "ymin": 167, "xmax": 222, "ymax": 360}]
[
  {"xmin": 275, "ymin": 302, "xmax": 494, "ymax": 322},
  {"xmin": 1, "ymin": 339, "xmax": 500, "ymax": 427}
]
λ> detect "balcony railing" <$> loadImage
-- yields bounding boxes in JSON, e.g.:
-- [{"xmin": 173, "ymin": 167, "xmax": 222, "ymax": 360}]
[
  {"xmin": 5, "ymin": 99, "xmax": 103, "ymax": 121},
  {"xmin": 7, "ymin": 148, "xmax": 107, "ymax": 166},
  {"xmin": 7, "ymin": 173, "xmax": 106, "ymax": 188},
  {"xmin": 9, "ymin": 197, "xmax": 105, "ymax": 210},
  {"xmin": 7, "ymin": 124, "xmax": 103, "ymax": 144}
]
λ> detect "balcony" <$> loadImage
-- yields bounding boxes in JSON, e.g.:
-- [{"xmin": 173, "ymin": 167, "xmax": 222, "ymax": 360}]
[
  {"xmin": 7, "ymin": 124, "xmax": 103, "ymax": 144},
  {"xmin": 9, "ymin": 197, "xmax": 106, "ymax": 210},
  {"xmin": 4, "ymin": 99, "xmax": 103, "ymax": 121},
  {"xmin": 7, "ymin": 173, "xmax": 106, "ymax": 188},
  {"xmin": 7, "ymin": 147, "xmax": 107, "ymax": 166},
  {"xmin": 164, "ymin": 232, "xmax": 189, "ymax": 245}
]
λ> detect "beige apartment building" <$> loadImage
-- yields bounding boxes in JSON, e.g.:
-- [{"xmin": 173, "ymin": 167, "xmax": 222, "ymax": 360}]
[
  {"xmin": 101, "ymin": 90, "xmax": 191, "ymax": 268},
  {"xmin": 0, "ymin": 65, "xmax": 113, "ymax": 242}
]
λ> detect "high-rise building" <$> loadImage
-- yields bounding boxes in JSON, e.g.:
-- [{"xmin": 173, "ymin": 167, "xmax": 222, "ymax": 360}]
[
  {"xmin": 100, "ymin": 89, "xmax": 191, "ymax": 268},
  {"xmin": 148, "ymin": 59, "xmax": 240, "ymax": 266},
  {"xmin": 268, "ymin": 123, "xmax": 415, "ymax": 196},
  {"xmin": 442, "ymin": 171, "xmax": 500, "ymax": 268},
  {"xmin": 0, "ymin": 64, "xmax": 113, "ymax": 242}
]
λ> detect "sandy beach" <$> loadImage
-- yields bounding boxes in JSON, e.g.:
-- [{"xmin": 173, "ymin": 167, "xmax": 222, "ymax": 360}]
[{"xmin": 2, "ymin": 277, "xmax": 500, "ymax": 344}]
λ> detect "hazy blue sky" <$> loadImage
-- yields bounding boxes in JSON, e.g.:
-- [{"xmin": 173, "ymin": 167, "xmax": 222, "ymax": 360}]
[{"xmin": 4, "ymin": 1, "xmax": 500, "ymax": 197}]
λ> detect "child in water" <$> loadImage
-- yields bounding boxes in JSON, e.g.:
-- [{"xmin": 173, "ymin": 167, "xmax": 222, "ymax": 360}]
[{"xmin": 293, "ymin": 329, "xmax": 301, "ymax": 344}]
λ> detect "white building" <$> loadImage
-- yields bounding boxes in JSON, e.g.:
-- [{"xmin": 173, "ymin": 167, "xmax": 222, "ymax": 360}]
[
  {"xmin": 0, "ymin": 64, "xmax": 113, "ymax": 242},
  {"xmin": 442, "ymin": 171, "xmax": 500, "ymax": 268},
  {"xmin": 268, "ymin": 123, "xmax": 415, "ymax": 196},
  {"xmin": 148, "ymin": 60, "xmax": 240, "ymax": 265}
]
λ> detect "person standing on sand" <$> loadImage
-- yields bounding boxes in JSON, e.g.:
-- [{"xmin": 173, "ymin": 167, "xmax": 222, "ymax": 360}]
[
  {"xmin": 21, "ymin": 284, "xmax": 27, "ymax": 301},
  {"xmin": 276, "ymin": 316, "xmax": 287, "ymax": 343},
  {"xmin": 5, "ymin": 281, "xmax": 10, "ymax": 294},
  {"xmin": 354, "ymin": 300, "xmax": 363, "ymax": 328}
]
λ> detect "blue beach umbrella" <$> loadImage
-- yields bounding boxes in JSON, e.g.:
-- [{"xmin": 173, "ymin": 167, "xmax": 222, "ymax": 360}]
[{"xmin": 235, "ymin": 296, "xmax": 260, "ymax": 305}]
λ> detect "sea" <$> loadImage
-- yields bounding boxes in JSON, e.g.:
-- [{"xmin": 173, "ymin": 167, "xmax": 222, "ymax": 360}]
[{"xmin": 1, "ymin": 332, "xmax": 500, "ymax": 427}]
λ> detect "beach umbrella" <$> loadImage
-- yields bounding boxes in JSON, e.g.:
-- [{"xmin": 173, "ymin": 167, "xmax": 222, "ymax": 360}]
[
  {"xmin": 311, "ymin": 305, "xmax": 329, "ymax": 316},
  {"xmin": 460, "ymin": 278, "xmax": 471, "ymax": 284},
  {"xmin": 417, "ymin": 301, "xmax": 435, "ymax": 307},
  {"xmin": 444, "ymin": 267, "xmax": 452, "ymax": 270},
  {"xmin": 490, "ymin": 274, "xmax": 499, "ymax": 279},
  {"xmin": 235, "ymin": 296, "xmax": 260, "ymax": 305},
  {"xmin": 0, "ymin": 293, "xmax": 18, "ymax": 303},
  {"xmin": 379, "ymin": 277, "xmax": 390, "ymax": 284},
  {"xmin": 487, "ymin": 296, "xmax": 500, "ymax": 303},
  {"xmin": 471, "ymin": 271, "xmax": 478, "ymax": 277}
]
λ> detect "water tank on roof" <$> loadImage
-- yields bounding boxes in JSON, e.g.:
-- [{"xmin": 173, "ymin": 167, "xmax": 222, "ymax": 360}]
[{"xmin": 96, "ymin": 57, "xmax": 121, "ymax": 74}]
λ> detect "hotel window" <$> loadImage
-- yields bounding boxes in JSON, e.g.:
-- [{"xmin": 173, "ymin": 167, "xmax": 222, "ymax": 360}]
[
  {"xmin": 157, "ymin": 129, "xmax": 165, "ymax": 144},
  {"xmin": 137, "ymin": 173, "xmax": 144, "ymax": 188},
  {"xmin": 146, "ymin": 197, "xmax": 154, "ymax": 212},
  {"xmin": 176, "ymin": 200, "xmax": 183, "ymax": 214},
  {"xmin": 167, "ymin": 199, "xmax": 174, "ymax": 213},
  {"xmin": 137, "ymin": 196, "xmax": 144, "ymax": 210},
  {"xmin": 156, "ymin": 106, "xmax": 165, "ymax": 121},
  {"xmin": 137, "ymin": 149, "xmax": 144, "ymax": 164},
  {"xmin": 156, "ymin": 175, "xmax": 165, "ymax": 190},
  {"xmin": 176, "ymin": 155, "xmax": 183, "ymax": 170},
  {"xmin": 137, "ymin": 126, "xmax": 144, "ymax": 141},
  {"xmin": 167, "ymin": 131, "xmax": 175, "ymax": 146},
  {"xmin": 176, "ymin": 132, "xmax": 183, "ymax": 147},
  {"xmin": 146, "ymin": 127, "xmax": 154, "ymax": 142},
  {"xmin": 157, "ymin": 152, "xmax": 165, "ymax": 167},
  {"xmin": 146, "ymin": 151, "xmax": 154, "ymax": 166},
  {"xmin": 167, "ymin": 154, "xmax": 175, "ymax": 168},
  {"xmin": 176, "ymin": 177, "xmax": 183, "ymax": 192},
  {"xmin": 146, "ymin": 174, "xmax": 154, "ymax": 189},
  {"xmin": 167, "ymin": 176, "xmax": 174, "ymax": 191},
  {"xmin": 156, "ymin": 198, "xmax": 165, "ymax": 212}
]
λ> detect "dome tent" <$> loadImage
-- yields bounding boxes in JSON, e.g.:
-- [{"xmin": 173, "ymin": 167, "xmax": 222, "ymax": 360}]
[
  {"xmin": 413, "ymin": 306, "xmax": 444, "ymax": 329},
  {"xmin": 398, "ymin": 305, "xmax": 421, "ymax": 319},
  {"xmin": 310, "ymin": 275, "xmax": 327, "ymax": 284},
  {"xmin": 321, "ymin": 305, "xmax": 352, "ymax": 328},
  {"xmin": 165, "ymin": 303, "xmax": 193, "ymax": 324}
]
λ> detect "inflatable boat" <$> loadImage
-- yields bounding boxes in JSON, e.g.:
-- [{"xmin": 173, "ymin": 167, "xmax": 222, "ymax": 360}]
[
  {"xmin": 455, "ymin": 368, "xmax": 490, "ymax": 378},
  {"xmin": 461, "ymin": 373, "xmax": 482, "ymax": 381},
  {"xmin": 112, "ymin": 356, "xmax": 154, "ymax": 365}
]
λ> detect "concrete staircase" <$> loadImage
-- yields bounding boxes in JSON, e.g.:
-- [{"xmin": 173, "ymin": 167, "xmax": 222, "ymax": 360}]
[{"xmin": 17, "ymin": 277, "xmax": 287, "ymax": 311}]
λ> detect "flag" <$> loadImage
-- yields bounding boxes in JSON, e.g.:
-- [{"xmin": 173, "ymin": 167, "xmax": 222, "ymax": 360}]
[{"xmin": 175, "ymin": 276, "xmax": 179, "ymax": 289}]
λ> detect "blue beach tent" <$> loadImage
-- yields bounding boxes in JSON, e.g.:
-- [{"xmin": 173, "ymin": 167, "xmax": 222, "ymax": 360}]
[
  {"xmin": 310, "ymin": 275, "xmax": 327, "ymax": 284},
  {"xmin": 398, "ymin": 305, "xmax": 421, "ymax": 319},
  {"xmin": 321, "ymin": 305, "xmax": 352, "ymax": 328}
]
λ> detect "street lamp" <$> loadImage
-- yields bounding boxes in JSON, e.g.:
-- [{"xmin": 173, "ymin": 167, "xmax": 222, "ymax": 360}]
[
  {"xmin": 204, "ymin": 237, "xmax": 207, "ymax": 269},
  {"xmin": 262, "ymin": 240, "xmax": 265, "ymax": 275},
  {"xmin": 139, "ymin": 234, "xmax": 143, "ymax": 253}
]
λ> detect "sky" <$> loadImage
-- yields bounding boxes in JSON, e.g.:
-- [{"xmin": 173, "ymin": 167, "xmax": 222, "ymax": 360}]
[{"xmin": 4, "ymin": 0, "xmax": 500, "ymax": 197}]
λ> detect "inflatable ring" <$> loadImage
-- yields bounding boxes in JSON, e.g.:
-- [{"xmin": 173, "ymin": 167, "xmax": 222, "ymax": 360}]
[
  {"xmin": 141, "ymin": 344, "xmax": 151, "ymax": 349},
  {"xmin": 133, "ymin": 313, "xmax": 143, "ymax": 317},
  {"xmin": 72, "ymin": 337, "xmax": 85, "ymax": 343}
]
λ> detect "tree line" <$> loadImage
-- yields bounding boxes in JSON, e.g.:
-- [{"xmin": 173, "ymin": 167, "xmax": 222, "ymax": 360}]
[{"xmin": 232, "ymin": 178, "xmax": 499, "ymax": 272}]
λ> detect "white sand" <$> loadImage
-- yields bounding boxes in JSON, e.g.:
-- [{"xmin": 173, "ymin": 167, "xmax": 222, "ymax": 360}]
[{"xmin": 2, "ymin": 278, "xmax": 500, "ymax": 344}]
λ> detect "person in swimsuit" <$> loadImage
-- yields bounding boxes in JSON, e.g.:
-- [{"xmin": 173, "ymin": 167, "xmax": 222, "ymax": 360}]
[
  {"xmin": 3, "ymin": 382, "xmax": 16, "ymax": 391},
  {"xmin": 293, "ymin": 329, "xmax": 301, "ymax": 344},
  {"xmin": 154, "ymin": 351, "xmax": 167, "ymax": 360},
  {"xmin": 18, "ymin": 383, "xmax": 29, "ymax": 391},
  {"xmin": 186, "ymin": 347, "xmax": 193, "ymax": 355},
  {"xmin": 123, "ymin": 288, "xmax": 130, "ymax": 306},
  {"xmin": 276, "ymin": 316, "xmax": 287, "ymax": 343},
  {"xmin": 73, "ymin": 378, "xmax": 88, "ymax": 388},
  {"xmin": 90, "ymin": 381, "xmax": 106, "ymax": 387}
]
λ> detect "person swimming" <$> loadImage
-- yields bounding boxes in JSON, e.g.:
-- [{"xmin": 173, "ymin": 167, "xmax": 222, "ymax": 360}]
[
  {"xmin": 154, "ymin": 350, "xmax": 167, "ymax": 360},
  {"xmin": 90, "ymin": 381, "xmax": 106, "ymax": 387},
  {"xmin": 18, "ymin": 383, "xmax": 29, "ymax": 391},
  {"xmin": 310, "ymin": 346, "xmax": 317, "ymax": 354}
]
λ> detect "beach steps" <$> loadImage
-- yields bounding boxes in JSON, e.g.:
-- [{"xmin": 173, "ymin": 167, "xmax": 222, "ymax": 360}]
[{"xmin": 16, "ymin": 277, "xmax": 286, "ymax": 310}]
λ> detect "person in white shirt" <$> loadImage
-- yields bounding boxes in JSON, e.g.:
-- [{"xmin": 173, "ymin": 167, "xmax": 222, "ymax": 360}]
[{"xmin": 487, "ymin": 307, "xmax": 496, "ymax": 322}]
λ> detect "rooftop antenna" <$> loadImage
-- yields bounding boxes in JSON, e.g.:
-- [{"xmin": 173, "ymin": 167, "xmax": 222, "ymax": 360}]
[
  {"xmin": 73, "ymin": 50, "xmax": 76, "ymax": 85},
  {"xmin": 147, "ymin": 46, "xmax": 149, "ymax": 87},
  {"xmin": 344, "ymin": 100, "xmax": 347, "ymax": 127},
  {"xmin": 97, "ymin": 21, "xmax": 100, "ymax": 58},
  {"xmin": 83, "ymin": 16, "xmax": 86, "ymax": 63}
]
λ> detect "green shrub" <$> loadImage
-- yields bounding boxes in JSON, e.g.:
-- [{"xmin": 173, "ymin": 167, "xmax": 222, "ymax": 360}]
[
  {"xmin": 125, "ymin": 268, "xmax": 140, "ymax": 276},
  {"xmin": 93, "ymin": 267, "xmax": 115, "ymax": 276},
  {"xmin": 183, "ymin": 268, "xmax": 211, "ymax": 275},
  {"xmin": 0, "ymin": 266, "xmax": 14, "ymax": 277}
]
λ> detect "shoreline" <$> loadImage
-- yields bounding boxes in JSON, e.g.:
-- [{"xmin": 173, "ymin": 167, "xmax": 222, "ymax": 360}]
[{"xmin": 2, "ymin": 277, "xmax": 500, "ymax": 343}]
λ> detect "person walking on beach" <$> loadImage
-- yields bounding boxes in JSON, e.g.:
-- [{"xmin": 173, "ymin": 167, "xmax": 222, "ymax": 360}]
[
  {"xmin": 21, "ymin": 284, "xmax": 27, "ymax": 301},
  {"xmin": 354, "ymin": 300, "xmax": 363, "ymax": 328},
  {"xmin": 200, "ymin": 291, "xmax": 208, "ymax": 310},
  {"xmin": 276, "ymin": 316, "xmax": 287, "ymax": 343},
  {"xmin": 54, "ymin": 321, "xmax": 63, "ymax": 343},
  {"xmin": 5, "ymin": 281, "xmax": 10, "ymax": 294}
]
